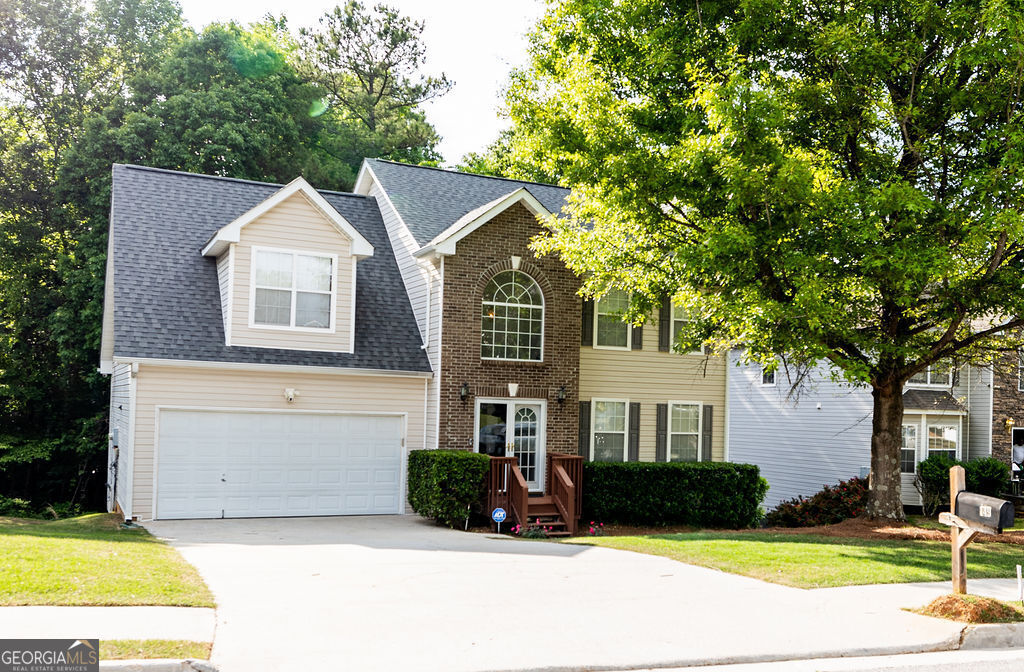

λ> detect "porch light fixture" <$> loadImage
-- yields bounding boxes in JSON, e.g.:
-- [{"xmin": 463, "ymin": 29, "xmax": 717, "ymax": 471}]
[
  {"xmin": 557, "ymin": 386, "xmax": 567, "ymax": 404},
  {"xmin": 1007, "ymin": 418, "xmax": 1016, "ymax": 435},
  {"xmin": 459, "ymin": 382, "xmax": 470, "ymax": 402}
]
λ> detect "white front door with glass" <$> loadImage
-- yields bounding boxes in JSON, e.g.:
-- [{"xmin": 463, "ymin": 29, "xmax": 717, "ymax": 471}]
[{"xmin": 476, "ymin": 399, "xmax": 545, "ymax": 491}]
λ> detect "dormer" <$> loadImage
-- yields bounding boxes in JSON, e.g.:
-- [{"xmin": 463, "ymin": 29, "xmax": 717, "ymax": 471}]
[{"xmin": 201, "ymin": 177, "xmax": 373, "ymax": 353}]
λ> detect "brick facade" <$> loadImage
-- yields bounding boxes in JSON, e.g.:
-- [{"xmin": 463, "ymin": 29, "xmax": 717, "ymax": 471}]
[
  {"xmin": 438, "ymin": 202, "xmax": 581, "ymax": 455},
  {"xmin": 991, "ymin": 353, "xmax": 1022, "ymax": 466}
]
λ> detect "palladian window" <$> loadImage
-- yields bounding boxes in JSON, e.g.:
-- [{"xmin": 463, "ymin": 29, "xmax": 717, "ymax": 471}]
[{"xmin": 481, "ymin": 270, "xmax": 544, "ymax": 361}]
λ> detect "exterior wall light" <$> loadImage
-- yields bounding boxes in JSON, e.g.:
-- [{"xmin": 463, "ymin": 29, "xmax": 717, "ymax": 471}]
[
  {"xmin": 459, "ymin": 382, "xmax": 470, "ymax": 402},
  {"xmin": 557, "ymin": 386, "xmax": 567, "ymax": 403}
]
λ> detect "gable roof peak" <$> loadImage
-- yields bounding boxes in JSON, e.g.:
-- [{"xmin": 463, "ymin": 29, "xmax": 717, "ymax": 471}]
[{"xmin": 200, "ymin": 176, "xmax": 374, "ymax": 258}]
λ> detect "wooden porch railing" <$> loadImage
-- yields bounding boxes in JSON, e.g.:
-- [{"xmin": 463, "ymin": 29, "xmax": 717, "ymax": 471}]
[
  {"xmin": 550, "ymin": 464, "xmax": 577, "ymax": 536},
  {"xmin": 487, "ymin": 456, "xmax": 528, "ymax": 527},
  {"xmin": 547, "ymin": 454, "xmax": 583, "ymax": 529}
]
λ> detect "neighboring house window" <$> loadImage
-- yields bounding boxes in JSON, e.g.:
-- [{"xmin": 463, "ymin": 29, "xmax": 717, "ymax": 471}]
[
  {"xmin": 761, "ymin": 367, "xmax": 776, "ymax": 386},
  {"xmin": 595, "ymin": 289, "xmax": 631, "ymax": 349},
  {"xmin": 901, "ymin": 424, "xmax": 917, "ymax": 474},
  {"xmin": 927, "ymin": 424, "xmax": 958, "ymax": 461},
  {"xmin": 670, "ymin": 302, "xmax": 704, "ymax": 354},
  {"xmin": 252, "ymin": 248, "xmax": 334, "ymax": 329},
  {"xmin": 1018, "ymin": 351, "xmax": 1023, "ymax": 392},
  {"xmin": 669, "ymin": 403, "xmax": 701, "ymax": 462},
  {"xmin": 592, "ymin": 400, "xmax": 627, "ymax": 461},
  {"xmin": 481, "ymin": 270, "xmax": 544, "ymax": 361},
  {"xmin": 908, "ymin": 362, "xmax": 952, "ymax": 387}
]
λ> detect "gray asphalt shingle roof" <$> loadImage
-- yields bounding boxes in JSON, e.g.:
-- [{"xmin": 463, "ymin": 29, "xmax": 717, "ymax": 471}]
[
  {"xmin": 903, "ymin": 388, "xmax": 966, "ymax": 413},
  {"xmin": 110, "ymin": 164, "xmax": 430, "ymax": 373},
  {"xmin": 365, "ymin": 159, "xmax": 570, "ymax": 247}
]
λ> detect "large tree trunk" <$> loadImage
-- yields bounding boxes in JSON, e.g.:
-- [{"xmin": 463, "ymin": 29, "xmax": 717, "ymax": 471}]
[{"xmin": 866, "ymin": 381, "xmax": 906, "ymax": 521}]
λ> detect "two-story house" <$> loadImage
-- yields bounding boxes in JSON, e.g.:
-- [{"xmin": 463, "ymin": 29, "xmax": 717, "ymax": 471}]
[{"xmin": 102, "ymin": 160, "xmax": 727, "ymax": 521}]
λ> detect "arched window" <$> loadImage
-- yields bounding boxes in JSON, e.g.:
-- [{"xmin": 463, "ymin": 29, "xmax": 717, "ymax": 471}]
[{"xmin": 481, "ymin": 270, "xmax": 544, "ymax": 361}]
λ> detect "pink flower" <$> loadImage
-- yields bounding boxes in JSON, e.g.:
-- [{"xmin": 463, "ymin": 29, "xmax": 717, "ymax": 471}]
[{"xmin": 589, "ymin": 527, "xmax": 595, "ymax": 534}]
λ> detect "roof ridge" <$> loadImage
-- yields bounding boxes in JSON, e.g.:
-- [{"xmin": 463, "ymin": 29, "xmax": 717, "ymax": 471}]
[
  {"xmin": 116, "ymin": 164, "xmax": 370, "ymax": 199},
  {"xmin": 368, "ymin": 158, "xmax": 568, "ymax": 191}
]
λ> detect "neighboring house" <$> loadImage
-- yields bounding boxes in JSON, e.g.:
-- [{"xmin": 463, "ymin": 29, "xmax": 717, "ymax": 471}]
[
  {"xmin": 103, "ymin": 160, "xmax": 728, "ymax": 520},
  {"xmin": 727, "ymin": 352, "xmax": 994, "ymax": 509},
  {"xmin": 991, "ymin": 351, "xmax": 1024, "ymax": 468}
]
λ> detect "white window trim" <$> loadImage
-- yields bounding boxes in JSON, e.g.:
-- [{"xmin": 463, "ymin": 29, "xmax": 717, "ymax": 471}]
[
  {"xmin": 669, "ymin": 300, "xmax": 704, "ymax": 355},
  {"xmin": 248, "ymin": 245, "xmax": 339, "ymax": 334},
  {"xmin": 925, "ymin": 419, "xmax": 962, "ymax": 461},
  {"xmin": 480, "ymin": 271, "xmax": 545, "ymax": 362},
  {"xmin": 900, "ymin": 423, "xmax": 918, "ymax": 474},
  {"xmin": 1018, "ymin": 351, "xmax": 1023, "ymax": 392},
  {"xmin": 667, "ymin": 400, "xmax": 703, "ymax": 462},
  {"xmin": 472, "ymin": 397, "xmax": 547, "ymax": 491},
  {"xmin": 760, "ymin": 365, "xmax": 776, "ymax": 387},
  {"xmin": 906, "ymin": 363, "xmax": 954, "ymax": 388},
  {"xmin": 590, "ymin": 397, "xmax": 630, "ymax": 461},
  {"xmin": 593, "ymin": 293, "xmax": 632, "ymax": 351}
]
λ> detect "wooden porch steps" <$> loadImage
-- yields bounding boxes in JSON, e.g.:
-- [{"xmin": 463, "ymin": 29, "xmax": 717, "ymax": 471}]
[{"xmin": 525, "ymin": 496, "xmax": 571, "ymax": 537}]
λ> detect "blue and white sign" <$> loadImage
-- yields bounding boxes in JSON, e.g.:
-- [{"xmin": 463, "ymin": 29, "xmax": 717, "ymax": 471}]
[{"xmin": 491, "ymin": 507, "xmax": 507, "ymax": 523}]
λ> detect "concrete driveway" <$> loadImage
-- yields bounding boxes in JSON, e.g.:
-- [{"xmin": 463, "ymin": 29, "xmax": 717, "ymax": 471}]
[{"xmin": 145, "ymin": 516, "xmax": 964, "ymax": 672}]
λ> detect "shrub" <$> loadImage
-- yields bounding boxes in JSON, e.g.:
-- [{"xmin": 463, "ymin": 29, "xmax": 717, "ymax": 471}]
[
  {"xmin": 763, "ymin": 477, "xmax": 868, "ymax": 527},
  {"xmin": 0, "ymin": 495, "xmax": 35, "ymax": 518},
  {"xmin": 915, "ymin": 453, "xmax": 961, "ymax": 516},
  {"xmin": 407, "ymin": 450, "xmax": 490, "ymax": 529},
  {"xmin": 965, "ymin": 457, "xmax": 1011, "ymax": 498},
  {"xmin": 581, "ymin": 461, "xmax": 768, "ymax": 528}
]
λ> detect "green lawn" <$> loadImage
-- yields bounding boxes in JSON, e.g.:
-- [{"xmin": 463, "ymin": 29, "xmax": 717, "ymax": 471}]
[
  {"xmin": 567, "ymin": 532, "xmax": 1024, "ymax": 589},
  {"xmin": 100, "ymin": 640, "xmax": 212, "ymax": 660},
  {"xmin": 0, "ymin": 513, "xmax": 214, "ymax": 606}
]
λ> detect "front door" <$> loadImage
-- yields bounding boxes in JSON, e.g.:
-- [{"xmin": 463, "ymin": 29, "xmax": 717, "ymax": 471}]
[{"xmin": 476, "ymin": 399, "xmax": 546, "ymax": 491}]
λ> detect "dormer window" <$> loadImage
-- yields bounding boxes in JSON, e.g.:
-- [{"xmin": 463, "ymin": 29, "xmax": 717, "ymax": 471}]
[
  {"xmin": 907, "ymin": 362, "xmax": 952, "ymax": 387},
  {"xmin": 252, "ymin": 247, "xmax": 336, "ymax": 331}
]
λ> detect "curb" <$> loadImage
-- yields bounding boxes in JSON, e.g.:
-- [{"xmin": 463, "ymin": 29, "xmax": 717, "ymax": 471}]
[
  {"xmin": 100, "ymin": 660, "xmax": 216, "ymax": 672},
  {"xmin": 960, "ymin": 622, "xmax": 1024, "ymax": 649}
]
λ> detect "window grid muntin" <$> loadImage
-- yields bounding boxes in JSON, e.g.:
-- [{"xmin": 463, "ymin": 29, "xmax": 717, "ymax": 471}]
[
  {"xmin": 595, "ymin": 289, "xmax": 630, "ymax": 349},
  {"xmin": 927, "ymin": 423, "xmax": 958, "ymax": 462},
  {"xmin": 669, "ymin": 403, "xmax": 701, "ymax": 462},
  {"xmin": 253, "ymin": 249, "xmax": 334, "ymax": 330},
  {"xmin": 908, "ymin": 363, "xmax": 953, "ymax": 387},
  {"xmin": 592, "ymin": 400, "xmax": 627, "ymax": 462},
  {"xmin": 481, "ymin": 271, "xmax": 544, "ymax": 361},
  {"xmin": 670, "ymin": 302, "xmax": 704, "ymax": 355},
  {"xmin": 901, "ymin": 424, "xmax": 917, "ymax": 474}
]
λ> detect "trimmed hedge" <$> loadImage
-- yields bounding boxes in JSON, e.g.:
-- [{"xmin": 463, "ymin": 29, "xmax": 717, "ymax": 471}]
[
  {"xmin": 581, "ymin": 461, "xmax": 768, "ymax": 528},
  {"xmin": 915, "ymin": 455, "xmax": 1011, "ymax": 516},
  {"xmin": 407, "ymin": 449, "xmax": 491, "ymax": 528}
]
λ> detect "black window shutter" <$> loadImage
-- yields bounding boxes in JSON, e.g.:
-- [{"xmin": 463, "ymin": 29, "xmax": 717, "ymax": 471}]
[
  {"xmin": 631, "ymin": 324, "xmax": 643, "ymax": 350},
  {"xmin": 701, "ymin": 404, "xmax": 714, "ymax": 462},
  {"xmin": 578, "ymin": 401, "xmax": 591, "ymax": 458},
  {"xmin": 658, "ymin": 297, "xmax": 671, "ymax": 352},
  {"xmin": 628, "ymin": 402, "xmax": 641, "ymax": 461},
  {"xmin": 656, "ymin": 403, "xmax": 668, "ymax": 462},
  {"xmin": 581, "ymin": 300, "xmax": 594, "ymax": 346}
]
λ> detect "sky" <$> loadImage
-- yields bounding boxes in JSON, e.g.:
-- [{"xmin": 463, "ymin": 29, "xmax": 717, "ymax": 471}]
[{"xmin": 174, "ymin": 0, "xmax": 546, "ymax": 165}]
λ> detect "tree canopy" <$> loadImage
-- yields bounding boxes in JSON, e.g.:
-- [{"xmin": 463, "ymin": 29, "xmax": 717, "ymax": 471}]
[{"xmin": 510, "ymin": 0, "xmax": 1024, "ymax": 519}]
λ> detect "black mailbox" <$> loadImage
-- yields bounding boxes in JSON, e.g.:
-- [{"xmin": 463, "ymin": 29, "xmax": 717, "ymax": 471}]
[{"xmin": 955, "ymin": 492, "xmax": 1015, "ymax": 532}]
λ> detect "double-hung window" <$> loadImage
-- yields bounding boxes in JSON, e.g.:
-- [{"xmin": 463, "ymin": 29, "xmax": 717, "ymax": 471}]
[
  {"xmin": 252, "ymin": 248, "xmax": 335, "ymax": 330},
  {"xmin": 900, "ymin": 424, "xmax": 918, "ymax": 474},
  {"xmin": 595, "ymin": 289, "xmax": 631, "ymax": 349},
  {"xmin": 761, "ymin": 367, "xmax": 776, "ymax": 386},
  {"xmin": 669, "ymin": 402, "xmax": 701, "ymax": 462},
  {"xmin": 927, "ymin": 424, "xmax": 958, "ymax": 461},
  {"xmin": 908, "ymin": 362, "xmax": 953, "ymax": 387},
  {"xmin": 670, "ymin": 303, "xmax": 704, "ymax": 354},
  {"xmin": 592, "ymin": 400, "xmax": 627, "ymax": 461}
]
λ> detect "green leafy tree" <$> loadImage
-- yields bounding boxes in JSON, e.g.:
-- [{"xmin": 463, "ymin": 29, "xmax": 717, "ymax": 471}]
[
  {"xmin": 297, "ymin": 1, "xmax": 451, "ymax": 171},
  {"xmin": 511, "ymin": 0, "xmax": 1024, "ymax": 520},
  {"xmin": 456, "ymin": 128, "xmax": 560, "ymax": 183}
]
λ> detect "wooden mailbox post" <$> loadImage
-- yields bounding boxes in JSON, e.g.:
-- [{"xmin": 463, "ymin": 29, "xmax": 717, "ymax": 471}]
[{"xmin": 938, "ymin": 465, "xmax": 1014, "ymax": 594}]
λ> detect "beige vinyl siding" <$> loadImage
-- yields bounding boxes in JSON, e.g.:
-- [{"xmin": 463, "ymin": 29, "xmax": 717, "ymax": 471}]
[
  {"xmin": 366, "ymin": 177, "xmax": 440, "ymax": 449},
  {"xmin": 580, "ymin": 312, "xmax": 726, "ymax": 462},
  {"xmin": 230, "ymin": 192, "xmax": 355, "ymax": 352},
  {"xmin": 216, "ymin": 247, "xmax": 232, "ymax": 342},
  {"xmin": 109, "ymin": 362, "xmax": 132, "ymax": 515},
  {"xmin": 130, "ymin": 364, "xmax": 427, "ymax": 520}
]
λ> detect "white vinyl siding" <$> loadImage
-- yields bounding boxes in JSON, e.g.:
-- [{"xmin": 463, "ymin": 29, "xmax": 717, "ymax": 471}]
[
  {"xmin": 229, "ymin": 192, "xmax": 355, "ymax": 352},
  {"xmin": 129, "ymin": 364, "xmax": 426, "ymax": 520},
  {"xmin": 216, "ymin": 248, "xmax": 232, "ymax": 342},
  {"xmin": 363, "ymin": 176, "xmax": 440, "ymax": 450},
  {"xmin": 108, "ymin": 362, "xmax": 133, "ymax": 516}
]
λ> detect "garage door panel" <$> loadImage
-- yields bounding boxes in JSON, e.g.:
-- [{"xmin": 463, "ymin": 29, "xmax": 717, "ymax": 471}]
[{"xmin": 157, "ymin": 410, "xmax": 403, "ymax": 519}]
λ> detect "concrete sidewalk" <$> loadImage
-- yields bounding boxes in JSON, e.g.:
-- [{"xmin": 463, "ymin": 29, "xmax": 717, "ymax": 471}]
[{"xmin": 0, "ymin": 606, "xmax": 215, "ymax": 641}]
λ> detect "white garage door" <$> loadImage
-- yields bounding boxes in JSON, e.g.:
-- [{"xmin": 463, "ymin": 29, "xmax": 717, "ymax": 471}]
[{"xmin": 156, "ymin": 410, "xmax": 403, "ymax": 519}]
